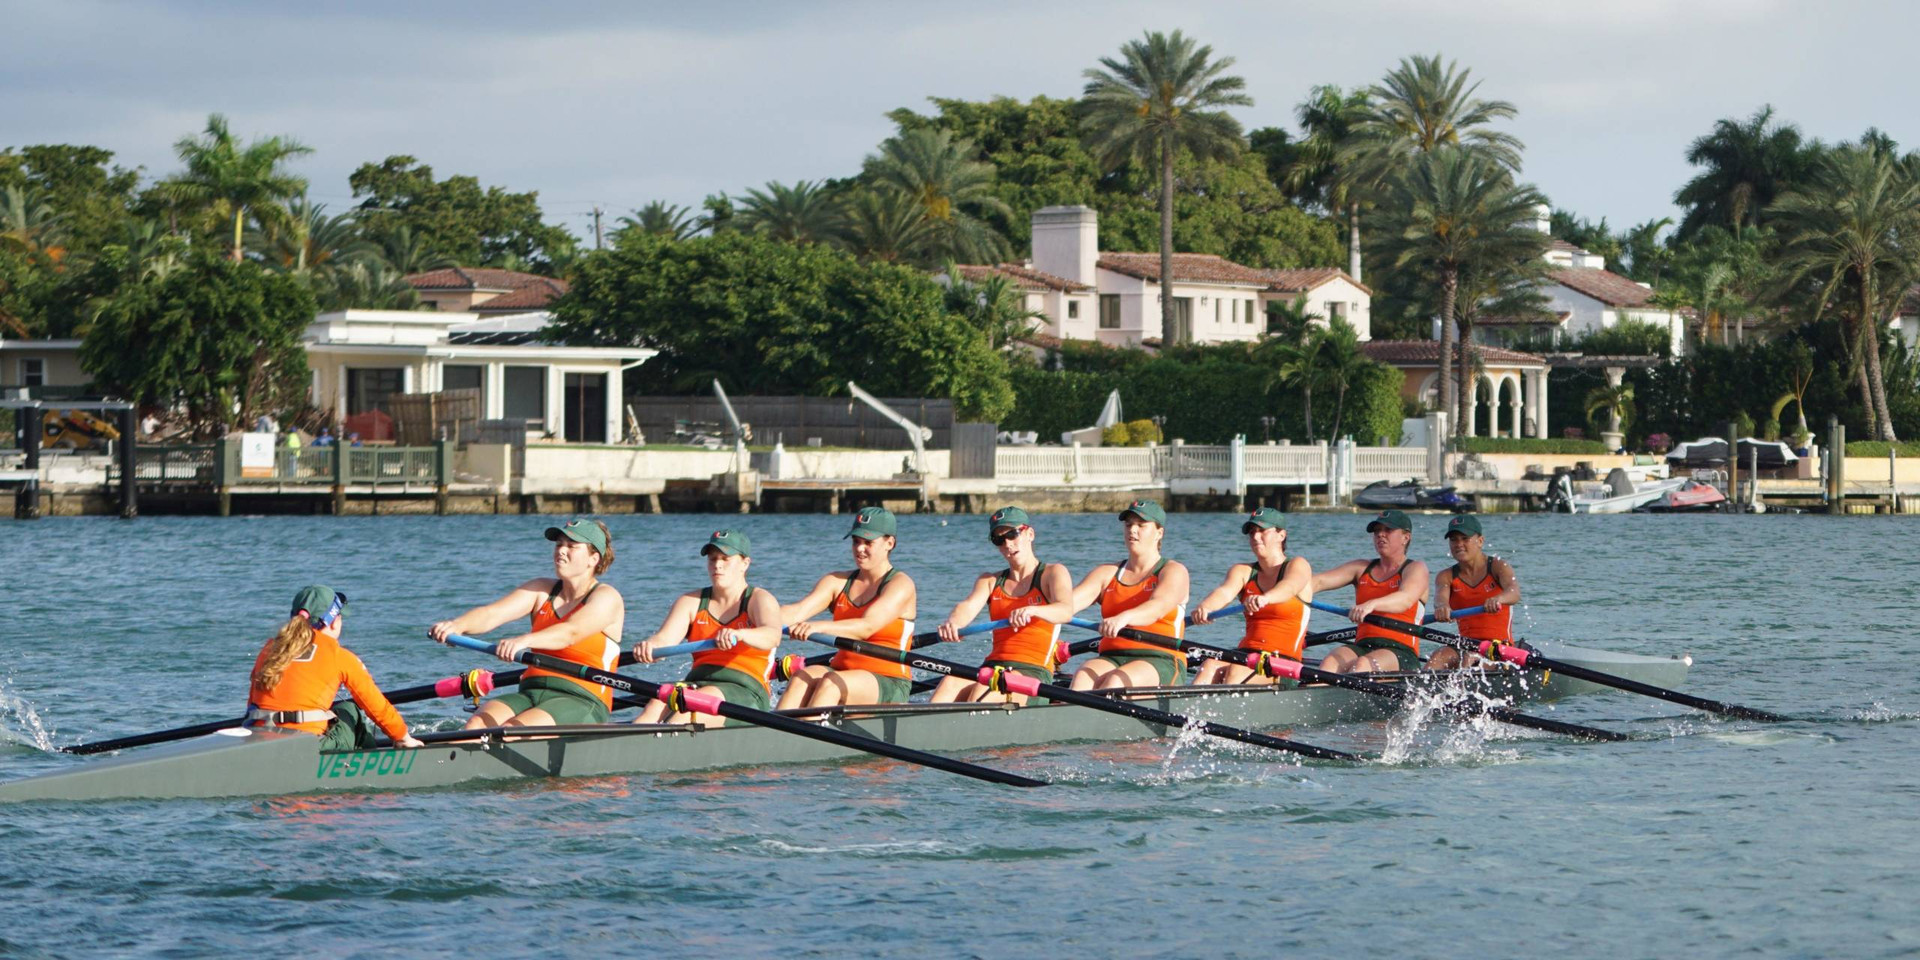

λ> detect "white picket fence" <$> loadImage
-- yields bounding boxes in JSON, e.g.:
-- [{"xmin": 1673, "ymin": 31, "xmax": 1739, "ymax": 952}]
[{"xmin": 995, "ymin": 437, "xmax": 1426, "ymax": 493}]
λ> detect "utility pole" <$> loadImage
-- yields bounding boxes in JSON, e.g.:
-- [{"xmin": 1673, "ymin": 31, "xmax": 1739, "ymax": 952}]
[{"xmin": 593, "ymin": 206, "xmax": 604, "ymax": 250}]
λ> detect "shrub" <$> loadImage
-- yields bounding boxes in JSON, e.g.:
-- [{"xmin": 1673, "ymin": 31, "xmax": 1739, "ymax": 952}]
[
  {"xmin": 1457, "ymin": 436, "xmax": 1611, "ymax": 455},
  {"xmin": 1100, "ymin": 422, "xmax": 1132, "ymax": 446},
  {"xmin": 1844, "ymin": 441, "xmax": 1920, "ymax": 457},
  {"xmin": 1125, "ymin": 418, "xmax": 1161, "ymax": 445}
]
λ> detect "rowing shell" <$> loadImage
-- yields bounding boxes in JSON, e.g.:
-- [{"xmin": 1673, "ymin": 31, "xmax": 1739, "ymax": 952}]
[{"xmin": 0, "ymin": 642, "xmax": 1689, "ymax": 803}]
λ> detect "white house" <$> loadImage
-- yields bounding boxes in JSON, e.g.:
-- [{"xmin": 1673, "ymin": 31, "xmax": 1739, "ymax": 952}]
[
  {"xmin": 954, "ymin": 205, "xmax": 1370, "ymax": 347},
  {"xmin": 0, "ymin": 338, "xmax": 85, "ymax": 397},
  {"xmin": 1476, "ymin": 207, "xmax": 1688, "ymax": 355},
  {"xmin": 304, "ymin": 310, "xmax": 650, "ymax": 443}
]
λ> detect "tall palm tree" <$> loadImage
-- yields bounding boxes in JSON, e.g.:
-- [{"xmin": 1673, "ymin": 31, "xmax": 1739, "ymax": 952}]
[
  {"xmin": 1769, "ymin": 143, "xmax": 1920, "ymax": 440},
  {"xmin": 1081, "ymin": 30, "xmax": 1252, "ymax": 345},
  {"xmin": 837, "ymin": 188, "xmax": 936, "ymax": 263},
  {"xmin": 617, "ymin": 201, "xmax": 702, "ymax": 242},
  {"xmin": 378, "ymin": 224, "xmax": 455, "ymax": 276},
  {"xmin": 864, "ymin": 129, "xmax": 1011, "ymax": 263},
  {"xmin": 0, "ymin": 185, "xmax": 69, "ymax": 259},
  {"xmin": 1617, "ymin": 216, "xmax": 1675, "ymax": 284},
  {"xmin": 1368, "ymin": 147, "xmax": 1547, "ymax": 434},
  {"xmin": 248, "ymin": 196, "xmax": 373, "ymax": 274},
  {"xmin": 736, "ymin": 180, "xmax": 842, "ymax": 244},
  {"xmin": 1287, "ymin": 85, "xmax": 1372, "ymax": 281},
  {"xmin": 159, "ymin": 114, "xmax": 312, "ymax": 261},
  {"xmin": 1341, "ymin": 54, "xmax": 1523, "ymax": 181},
  {"xmin": 1673, "ymin": 105, "xmax": 1811, "ymax": 242},
  {"xmin": 1256, "ymin": 316, "xmax": 1327, "ymax": 442},
  {"xmin": 1317, "ymin": 318, "xmax": 1372, "ymax": 441}
]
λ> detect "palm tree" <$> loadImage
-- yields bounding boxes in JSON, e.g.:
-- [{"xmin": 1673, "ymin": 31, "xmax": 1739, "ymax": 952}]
[
  {"xmin": 1286, "ymin": 84, "xmax": 1372, "ymax": 281},
  {"xmin": 1368, "ymin": 147, "xmax": 1547, "ymax": 434},
  {"xmin": 1317, "ymin": 318, "xmax": 1371, "ymax": 441},
  {"xmin": 0, "ymin": 185, "xmax": 69, "ymax": 259},
  {"xmin": 159, "ymin": 114, "xmax": 312, "ymax": 261},
  {"xmin": 1341, "ymin": 54, "xmax": 1523, "ymax": 181},
  {"xmin": 378, "ymin": 225, "xmax": 455, "ymax": 276},
  {"xmin": 864, "ymin": 129, "xmax": 1011, "ymax": 263},
  {"xmin": 736, "ymin": 180, "xmax": 842, "ymax": 244},
  {"xmin": 1617, "ymin": 216, "xmax": 1675, "ymax": 284},
  {"xmin": 940, "ymin": 259, "xmax": 1047, "ymax": 348},
  {"xmin": 617, "ymin": 201, "xmax": 702, "ymax": 242},
  {"xmin": 1256, "ymin": 317, "xmax": 1327, "ymax": 442},
  {"xmin": 249, "ymin": 196, "xmax": 374, "ymax": 274},
  {"xmin": 1081, "ymin": 30, "xmax": 1252, "ymax": 345},
  {"xmin": 1584, "ymin": 382, "xmax": 1635, "ymax": 446},
  {"xmin": 1769, "ymin": 143, "xmax": 1920, "ymax": 440},
  {"xmin": 1673, "ymin": 105, "xmax": 1811, "ymax": 242},
  {"xmin": 838, "ymin": 188, "xmax": 936, "ymax": 263},
  {"xmin": 317, "ymin": 260, "xmax": 422, "ymax": 312}
]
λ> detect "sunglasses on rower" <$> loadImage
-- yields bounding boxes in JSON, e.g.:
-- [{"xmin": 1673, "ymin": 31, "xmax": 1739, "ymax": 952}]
[{"xmin": 989, "ymin": 525, "xmax": 1027, "ymax": 546}]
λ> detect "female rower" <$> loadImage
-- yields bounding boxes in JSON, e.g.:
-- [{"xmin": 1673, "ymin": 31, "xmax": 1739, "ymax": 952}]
[
  {"xmin": 1068, "ymin": 500, "xmax": 1192, "ymax": 692},
  {"xmin": 930, "ymin": 506, "xmax": 1075, "ymax": 705},
  {"xmin": 428, "ymin": 518, "xmax": 626, "ymax": 729},
  {"xmin": 1190, "ymin": 507, "xmax": 1314, "ymax": 686},
  {"xmin": 631, "ymin": 529, "xmax": 782, "ymax": 727},
  {"xmin": 776, "ymin": 506, "xmax": 919, "ymax": 709},
  {"xmin": 1427, "ymin": 514, "xmax": 1520, "ymax": 670},
  {"xmin": 247, "ymin": 585, "xmax": 422, "ymax": 749},
  {"xmin": 1311, "ymin": 509, "xmax": 1429, "ymax": 675}
]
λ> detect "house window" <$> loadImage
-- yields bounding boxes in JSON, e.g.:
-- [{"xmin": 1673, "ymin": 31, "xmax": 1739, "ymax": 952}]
[
  {"xmin": 1067, "ymin": 300, "xmax": 1080, "ymax": 320},
  {"xmin": 1327, "ymin": 301, "xmax": 1347, "ymax": 323},
  {"xmin": 1247, "ymin": 300, "xmax": 1256, "ymax": 324},
  {"xmin": 1099, "ymin": 294, "xmax": 1121, "ymax": 329},
  {"xmin": 1214, "ymin": 299, "xmax": 1222, "ymax": 325},
  {"xmin": 442, "ymin": 365, "xmax": 483, "ymax": 393},
  {"xmin": 345, "ymin": 367, "xmax": 405, "ymax": 415},
  {"xmin": 1172, "ymin": 297, "xmax": 1193, "ymax": 344},
  {"xmin": 503, "ymin": 366, "xmax": 546, "ymax": 422},
  {"xmin": 20, "ymin": 358, "xmax": 45, "ymax": 388}
]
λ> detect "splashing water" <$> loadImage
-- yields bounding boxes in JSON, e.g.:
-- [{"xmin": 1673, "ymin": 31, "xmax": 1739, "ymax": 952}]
[
  {"xmin": 1377, "ymin": 670, "xmax": 1524, "ymax": 766},
  {"xmin": 0, "ymin": 672, "xmax": 58, "ymax": 752},
  {"xmin": 1851, "ymin": 702, "xmax": 1920, "ymax": 723}
]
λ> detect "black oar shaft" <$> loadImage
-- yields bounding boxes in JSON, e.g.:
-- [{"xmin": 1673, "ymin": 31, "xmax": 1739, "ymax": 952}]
[{"xmin": 818, "ymin": 636, "xmax": 1356, "ymax": 762}]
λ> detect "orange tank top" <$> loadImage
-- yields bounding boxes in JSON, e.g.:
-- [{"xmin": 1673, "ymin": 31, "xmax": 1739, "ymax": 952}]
[
  {"xmin": 987, "ymin": 563, "xmax": 1061, "ymax": 670},
  {"xmin": 1354, "ymin": 559, "xmax": 1420, "ymax": 654},
  {"xmin": 1448, "ymin": 562, "xmax": 1513, "ymax": 642},
  {"xmin": 521, "ymin": 582, "xmax": 621, "ymax": 708},
  {"xmin": 828, "ymin": 569, "xmax": 915, "ymax": 679},
  {"xmin": 689, "ymin": 586, "xmax": 771, "ymax": 691},
  {"xmin": 1098, "ymin": 558, "xmax": 1186, "ymax": 659},
  {"xmin": 1237, "ymin": 558, "xmax": 1307, "ymax": 660}
]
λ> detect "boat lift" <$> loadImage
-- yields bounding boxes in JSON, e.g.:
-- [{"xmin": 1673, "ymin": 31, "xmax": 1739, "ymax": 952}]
[{"xmin": 1, "ymin": 398, "xmax": 138, "ymax": 519}]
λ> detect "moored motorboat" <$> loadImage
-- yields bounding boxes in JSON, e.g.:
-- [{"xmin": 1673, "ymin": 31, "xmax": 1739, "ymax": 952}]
[{"xmin": 1637, "ymin": 478, "xmax": 1728, "ymax": 513}]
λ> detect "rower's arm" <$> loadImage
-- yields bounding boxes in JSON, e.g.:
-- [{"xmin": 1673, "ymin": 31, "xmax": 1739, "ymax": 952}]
[
  {"xmin": 1489, "ymin": 558, "xmax": 1521, "ymax": 609},
  {"xmin": 1433, "ymin": 568, "xmax": 1457, "ymax": 621},
  {"xmin": 507, "ymin": 584, "xmax": 624, "ymax": 654},
  {"xmin": 1068, "ymin": 565, "xmax": 1117, "ymax": 612},
  {"xmin": 819, "ymin": 573, "xmax": 917, "ymax": 640},
  {"xmin": 1263, "ymin": 557, "xmax": 1314, "ymax": 605},
  {"xmin": 777, "ymin": 573, "xmax": 844, "ymax": 625},
  {"xmin": 1107, "ymin": 561, "xmax": 1191, "ymax": 629},
  {"xmin": 1191, "ymin": 564, "xmax": 1254, "ymax": 621},
  {"xmin": 429, "ymin": 580, "xmax": 546, "ymax": 640},
  {"xmin": 339, "ymin": 651, "xmax": 410, "ymax": 742},
  {"xmin": 1360, "ymin": 561, "xmax": 1430, "ymax": 615},
  {"xmin": 1026, "ymin": 563, "xmax": 1080, "ymax": 624},
  {"xmin": 1311, "ymin": 560, "xmax": 1366, "ymax": 592},
  {"xmin": 733, "ymin": 588, "xmax": 784, "ymax": 650},
  {"xmin": 939, "ymin": 574, "xmax": 996, "ymax": 636},
  {"xmin": 636, "ymin": 593, "xmax": 700, "ymax": 650}
]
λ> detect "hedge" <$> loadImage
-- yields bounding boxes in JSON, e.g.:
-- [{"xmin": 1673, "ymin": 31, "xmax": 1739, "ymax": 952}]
[
  {"xmin": 1456, "ymin": 436, "xmax": 1612, "ymax": 455},
  {"xmin": 1844, "ymin": 441, "xmax": 1920, "ymax": 457}
]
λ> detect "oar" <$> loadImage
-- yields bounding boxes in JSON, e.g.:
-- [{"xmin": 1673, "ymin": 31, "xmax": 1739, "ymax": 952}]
[
  {"xmin": 771, "ymin": 619, "xmax": 1005, "ymax": 682},
  {"xmin": 1304, "ymin": 600, "xmax": 1787, "ymax": 723},
  {"xmin": 439, "ymin": 632, "xmax": 1045, "ymax": 788},
  {"xmin": 57, "ymin": 654, "xmax": 642, "ymax": 756},
  {"xmin": 1133, "ymin": 625, "xmax": 1624, "ymax": 742},
  {"xmin": 789, "ymin": 629, "xmax": 1358, "ymax": 763}
]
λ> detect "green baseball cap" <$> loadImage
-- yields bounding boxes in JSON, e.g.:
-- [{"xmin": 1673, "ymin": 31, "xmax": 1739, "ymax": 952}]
[
  {"xmin": 845, "ymin": 506, "xmax": 897, "ymax": 541},
  {"xmin": 1444, "ymin": 514, "xmax": 1484, "ymax": 538},
  {"xmin": 701, "ymin": 529, "xmax": 751, "ymax": 557},
  {"xmin": 1119, "ymin": 499, "xmax": 1167, "ymax": 526},
  {"xmin": 1366, "ymin": 509, "xmax": 1413, "ymax": 533},
  {"xmin": 1242, "ymin": 506, "xmax": 1286, "ymax": 533},
  {"xmin": 546, "ymin": 518, "xmax": 610, "ymax": 554},
  {"xmin": 988, "ymin": 505, "xmax": 1030, "ymax": 533},
  {"xmin": 289, "ymin": 584, "xmax": 347, "ymax": 628}
]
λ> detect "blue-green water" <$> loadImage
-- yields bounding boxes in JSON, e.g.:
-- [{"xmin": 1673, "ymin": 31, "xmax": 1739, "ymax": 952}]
[{"xmin": 1, "ymin": 513, "xmax": 1915, "ymax": 959}]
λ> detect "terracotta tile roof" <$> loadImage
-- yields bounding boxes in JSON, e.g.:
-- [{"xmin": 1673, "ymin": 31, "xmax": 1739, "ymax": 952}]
[
  {"xmin": 1549, "ymin": 268, "xmax": 1656, "ymax": 307},
  {"xmin": 469, "ymin": 279, "xmax": 568, "ymax": 313},
  {"xmin": 1359, "ymin": 339, "xmax": 1546, "ymax": 367},
  {"xmin": 1097, "ymin": 252, "xmax": 1275, "ymax": 286},
  {"xmin": 1257, "ymin": 266, "xmax": 1372, "ymax": 296},
  {"xmin": 405, "ymin": 267, "xmax": 560, "ymax": 293},
  {"xmin": 953, "ymin": 263, "xmax": 1091, "ymax": 293},
  {"xmin": 1476, "ymin": 312, "xmax": 1572, "ymax": 326},
  {"xmin": 1547, "ymin": 239, "xmax": 1588, "ymax": 254}
]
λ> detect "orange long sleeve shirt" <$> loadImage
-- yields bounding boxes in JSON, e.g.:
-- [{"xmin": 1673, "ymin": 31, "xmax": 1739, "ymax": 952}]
[{"xmin": 248, "ymin": 633, "xmax": 409, "ymax": 741}]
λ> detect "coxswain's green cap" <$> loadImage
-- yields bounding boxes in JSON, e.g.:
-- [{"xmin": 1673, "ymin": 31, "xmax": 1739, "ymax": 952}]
[
  {"xmin": 1119, "ymin": 499, "xmax": 1167, "ymax": 526},
  {"xmin": 1367, "ymin": 509, "xmax": 1413, "ymax": 533},
  {"xmin": 1242, "ymin": 506, "xmax": 1286, "ymax": 533},
  {"xmin": 289, "ymin": 585, "xmax": 347, "ymax": 629},
  {"xmin": 1445, "ymin": 514, "xmax": 1484, "ymax": 538},
  {"xmin": 701, "ymin": 529, "xmax": 751, "ymax": 557},
  {"xmin": 546, "ymin": 518, "xmax": 610, "ymax": 555},
  {"xmin": 845, "ymin": 506, "xmax": 897, "ymax": 541},
  {"xmin": 988, "ymin": 506, "xmax": 1030, "ymax": 534}
]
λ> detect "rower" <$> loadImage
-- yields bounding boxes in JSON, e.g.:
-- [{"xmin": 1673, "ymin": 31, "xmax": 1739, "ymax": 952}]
[
  {"xmin": 632, "ymin": 529, "xmax": 783, "ymax": 727},
  {"xmin": 428, "ymin": 518, "xmax": 626, "ymax": 729},
  {"xmin": 247, "ymin": 585, "xmax": 422, "ymax": 749},
  {"xmin": 1069, "ymin": 499, "xmax": 1191, "ymax": 691},
  {"xmin": 929, "ymin": 506, "xmax": 1075, "ymax": 705},
  {"xmin": 1191, "ymin": 507, "xmax": 1314, "ymax": 686},
  {"xmin": 1427, "ymin": 514, "xmax": 1520, "ymax": 671},
  {"xmin": 1311, "ymin": 509, "xmax": 1429, "ymax": 675},
  {"xmin": 776, "ymin": 506, "xmax": 919, "ymax": 709}
]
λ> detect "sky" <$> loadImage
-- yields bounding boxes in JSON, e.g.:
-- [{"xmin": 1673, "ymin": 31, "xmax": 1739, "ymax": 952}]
[{"xmin": 6, "ymin": 0, "xmax": 1919, "ymax": 248}]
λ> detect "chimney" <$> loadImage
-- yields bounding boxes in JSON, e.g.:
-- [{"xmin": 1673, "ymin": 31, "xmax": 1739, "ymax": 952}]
[
  {"xmin": 1532, "ymin": 202, "xmax": 1552, "ymax": 235},
  {"xmin": 1031, "ymin": 205, "xmax": 1098, "ymax": 287}
]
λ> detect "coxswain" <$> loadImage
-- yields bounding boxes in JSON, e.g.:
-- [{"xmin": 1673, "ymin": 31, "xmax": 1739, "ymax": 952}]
[
  {"xmin": 930, "ymin": 507, "xmax": 1075, "ymax": 705},
  {"xmin": 1427, "ymin": 514, "xmax": 1520, "ymax": 670},
  {"xmin": 428, "ymin": 519, "xmax": 626, "ymax": 728},
  {"xmin": 1311, "ymin": 509, "xmax": 1429, "ymax": 674},
  {"xmin": 632, "ymin": 529, "xmax": 782, "ymax": 726},
  {"xmin": 1190, "ymin": 507, "xmax": 1314, "ymax": 686},
  {"xmin": 247, "ymin": 585, "xmax": 422, "ymax": 749},
  {"xmin": 1068, "ymin": 500, "xmax": 1191, "ymax": 691},
  {"xmin": 776, "ymin": 507, "xmax": 920, "ymax": 709}
]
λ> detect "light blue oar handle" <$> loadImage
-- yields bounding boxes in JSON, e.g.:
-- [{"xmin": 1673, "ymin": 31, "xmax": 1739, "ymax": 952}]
[
  {"xmin": 780, "ymin": 619, "xmax": 1008, "ymax": 641},
  {"xmin": 1305, "ymin": 599, "xmax": 1483, "ymax": 623},
  {"xmin": 442, "ymin": 632, "xmax": 511, "ymax": 659},
  {"xmin": 647, "ymin": 639, "xmax": 716, "ymax": 658},
  {"xmin": 1187, "ymin": 602, "xmax": 1246, "ymax": 624}
]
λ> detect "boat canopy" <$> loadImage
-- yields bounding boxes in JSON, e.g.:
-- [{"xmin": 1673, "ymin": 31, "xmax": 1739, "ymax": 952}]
[{"xmin": 1666, "ymin": 437, "xmax": 1797, "ymax": 468}]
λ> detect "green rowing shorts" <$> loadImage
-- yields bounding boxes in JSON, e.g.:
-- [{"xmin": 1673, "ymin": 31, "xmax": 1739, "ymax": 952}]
[
  {"xmin": 1338, "ymin": 639, "xmax": 1422, "ymax": 673},
  {"xmin": 684, "ymin": 664, "xmax": 772, "ymax": 721},
  {"xmin": 1102, "ymin": 650, "xmax": 1185, "ymax": 686},
  {"xmin": 486, "ymin": 677, "xmax": 612, "ymax": 725}
]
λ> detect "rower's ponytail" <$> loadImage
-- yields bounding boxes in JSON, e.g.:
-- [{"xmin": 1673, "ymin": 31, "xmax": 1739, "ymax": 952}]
[{"xmin": 254, "ymin": 616, "xmax": 316, "ymax": 690}]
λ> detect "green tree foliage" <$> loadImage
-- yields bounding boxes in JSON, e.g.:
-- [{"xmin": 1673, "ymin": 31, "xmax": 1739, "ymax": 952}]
[
  {"xmin": 1275, "ymin": 83, "xmax": 1373, "ymax": 280},
  {"xmin": 940, "ymin": 259, "xmax": 1045, "ymax": 348},
  {"xmin": 887, "ymin": 95, "xmax": 1100, "ymax": 249},
  {"xmin": 615, "ymin": 201, "xmax": 702, "ymax": 242},
  {"xmin": 862, "ymin": 128, "xmax": 1011, "ymax": 263},
  {"xmin": 736, "ymin": 180, "xmax": 843, "ymax": 244},
  {"xmin": 348, "ymin": 155, "xmax": 574, "ymax": 272},
  {"xmin": 549, "ymin": 233, "xmax": 1013, "ymax": 420},
  {"xmin": 1673, "ymin": 105, "xmax": 1814, "ymax": 242},
  {"xmin": 80, "ymin": 253, "xmax": 316, "ymax": 437},
  {"xmin": 0, "ymin": 145, "xmax": 142, "ymax": 255},
  {"xmin": 160, "ymin": 114, "xmax": 312, "ymax": 262}
]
